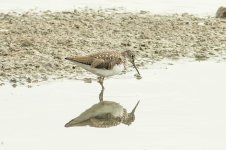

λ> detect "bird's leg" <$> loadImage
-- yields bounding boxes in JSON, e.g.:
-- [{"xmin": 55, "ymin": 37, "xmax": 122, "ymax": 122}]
[{"xmin": 98, "ymin": 77, "xmax": 105, "ymax": 102}]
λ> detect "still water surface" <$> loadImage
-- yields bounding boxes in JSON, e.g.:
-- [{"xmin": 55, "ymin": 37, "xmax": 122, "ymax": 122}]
[{"xmin": 1, "ymin": 60, "xmax": 226, "ymax": 150}]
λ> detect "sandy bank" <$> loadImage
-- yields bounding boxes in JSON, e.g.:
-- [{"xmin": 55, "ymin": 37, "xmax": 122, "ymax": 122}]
[{"xmin": 0, "ymin": 9, "xmax": 226, "ymax": 86}]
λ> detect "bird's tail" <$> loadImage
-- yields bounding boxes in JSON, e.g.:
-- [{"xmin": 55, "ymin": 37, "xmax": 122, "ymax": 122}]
[
  {"xmin": 65, "ymin": 57, "xmax": 73, "ymax": 61},
  {"xmin": 65, "ymin": 56, "xmax": 93, "ymax": 65},
  {"xmin": 65, "ymin": 119, "xmax": 90, "ymax": 127}
]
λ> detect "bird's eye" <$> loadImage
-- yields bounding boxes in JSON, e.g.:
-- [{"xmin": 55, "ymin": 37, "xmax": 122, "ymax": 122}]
[{"xmin": 131, "ymin": 55, "xmax": 134, "ymax": 59}]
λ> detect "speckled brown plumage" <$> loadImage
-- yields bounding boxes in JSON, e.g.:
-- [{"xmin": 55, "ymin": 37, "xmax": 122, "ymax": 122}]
[
  {"xmin": 65, "ymin": 101, "xmax": 140, "ymax": 128},
  {"xmin": 66, "ymin": 51, "xmax": 125, "ymax": 70}
]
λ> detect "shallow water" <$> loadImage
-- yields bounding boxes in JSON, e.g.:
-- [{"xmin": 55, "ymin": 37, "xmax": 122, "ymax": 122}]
[
  {"xmin": 1, "ymin": 60, "xmax": 226, "ymax": 150},
  {"xmin": 1, "ymin": 0, "xmax": 226, "ymax": 16}
]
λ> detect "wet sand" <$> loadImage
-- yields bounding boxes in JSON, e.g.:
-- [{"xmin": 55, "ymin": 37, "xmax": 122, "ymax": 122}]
[
  {"xmin": 0, "ymin": 10, "xmax": 226, "ymax": 87},
  {"xmin": 1, "ymin": 61, "xmax": 226, "ymax": 150}
]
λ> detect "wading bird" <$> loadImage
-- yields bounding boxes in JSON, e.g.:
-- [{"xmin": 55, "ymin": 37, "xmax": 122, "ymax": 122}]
[{"xmin": 65, "ymin": 50, "xmax": 141, "ymax": 102}]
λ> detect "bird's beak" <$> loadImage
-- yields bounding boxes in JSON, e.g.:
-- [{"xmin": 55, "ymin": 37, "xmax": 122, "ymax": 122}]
[
  {"xmin": 131, "ymin": 100, "xmax": 140, "ymax": 114},
  {"xmin": 131, "ymin": 60, "xmax": 141, "ymax": 76}
]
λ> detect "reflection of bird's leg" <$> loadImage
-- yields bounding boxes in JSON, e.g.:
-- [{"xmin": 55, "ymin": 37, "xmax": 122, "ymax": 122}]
[{"xmin": 98, "ymin": 76, "xmax": 105, "ymax": 102}]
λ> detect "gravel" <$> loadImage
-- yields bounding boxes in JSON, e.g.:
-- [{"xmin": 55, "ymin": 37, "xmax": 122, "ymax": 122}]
[{"xmin": 0, "ymin": 9, "xmax": 226, "ymax": 87}]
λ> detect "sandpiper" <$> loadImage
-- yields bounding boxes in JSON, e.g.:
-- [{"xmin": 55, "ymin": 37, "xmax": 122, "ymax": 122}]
[
  {"xmin": 65, "ymin": 100, "xmax": 140, "ymax": 128},
  {"xmin": 65, "ymin": 50, "xmax": 141, "ymax": 102}
]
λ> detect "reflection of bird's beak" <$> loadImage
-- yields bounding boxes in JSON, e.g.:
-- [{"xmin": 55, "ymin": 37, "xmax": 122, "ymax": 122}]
[
  {"xmin": 131, "ymin": 100, "xmax": 140, "ymax": 114},
  {"xmin": 131, "ymin": 60, "xmax": 141, "ymax": 75}
]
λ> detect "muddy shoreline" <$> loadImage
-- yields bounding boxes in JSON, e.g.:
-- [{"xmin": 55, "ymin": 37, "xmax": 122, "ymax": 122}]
[{"xmin": 0, "ymin": 9, "xmax": 226, "ymax": 87}]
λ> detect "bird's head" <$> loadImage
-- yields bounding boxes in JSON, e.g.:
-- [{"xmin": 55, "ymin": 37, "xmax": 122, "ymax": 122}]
[
  {"xmin": 122, "ymin": 50, "xmax": 141, "ymax": 76},
  {"xmin": 123, "ymin": 100, "xmax": 140, "ymax": 126}
]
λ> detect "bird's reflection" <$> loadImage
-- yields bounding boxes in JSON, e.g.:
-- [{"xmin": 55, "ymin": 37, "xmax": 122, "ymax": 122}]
[{"xmin": 65, "ymin": 100, "xmax": 140, "ymax": 128}]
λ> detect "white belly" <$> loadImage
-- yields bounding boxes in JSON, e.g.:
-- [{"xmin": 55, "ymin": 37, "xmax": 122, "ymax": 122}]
[{"xmin": 74, "ymin": 62, "xmax": 124, "ymax": 77}]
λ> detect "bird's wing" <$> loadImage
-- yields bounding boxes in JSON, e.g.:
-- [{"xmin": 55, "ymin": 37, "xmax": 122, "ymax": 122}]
[
  {"xmin": 92, "ymin": 58, "xmax": 122, "ymax": 70},
  {"xmin": 66, "ymin": 51, "xmax": 123, "ymax": 70},
  {"xmin": 90, "ymin": 58, "xmax": 105, "ymax": 68},
  {"xmin": 65, "ymin": 55, "xmax": 112, "ymax": 70},
  {"xmin": 90, "ymin": 113, "xmax": 122, "ymax": 128},
  {"xmin": 64, "ymin": 101, "xmax": 124, "ymax": 127},
  {"xmin": 64, "ymin": 113, "xmax": 113, "ymax": 127},
  {"xmin": 94, "ymin": 112, "xmax": 114, "ymax": 120}
]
